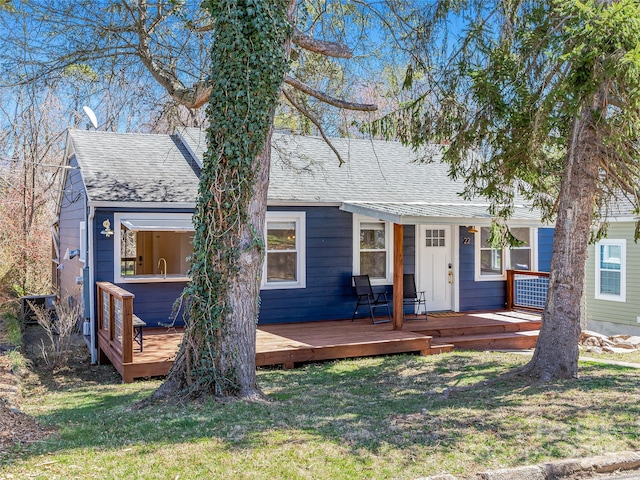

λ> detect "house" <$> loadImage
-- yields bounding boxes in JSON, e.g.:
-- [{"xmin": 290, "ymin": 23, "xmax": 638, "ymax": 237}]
[
  {"xmin": 53, "ymin": 128, "xmax": 554, "ymax": 364},
  {"xmin": 584, "ymin": 197, "xmax": 640, "ymax": 336}
]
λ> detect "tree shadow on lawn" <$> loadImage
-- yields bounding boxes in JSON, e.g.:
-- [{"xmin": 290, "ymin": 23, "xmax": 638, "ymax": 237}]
[{"xmin": 14, "ymin": 352, "xmax": 640, "ymax": 467}]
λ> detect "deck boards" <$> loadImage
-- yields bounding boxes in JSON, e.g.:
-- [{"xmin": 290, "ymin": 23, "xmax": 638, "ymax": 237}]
[{"xmin": 98, "ymin": 310, "xmax": 540, "ymax": 382}]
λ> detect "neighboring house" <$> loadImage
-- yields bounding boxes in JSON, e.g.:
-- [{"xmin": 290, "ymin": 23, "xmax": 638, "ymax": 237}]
[
  {"xmin": 53, "ymin": 128, "xmax": 554, "ymax": 363},
  {"xmin": 584, "ymin": 198, "xmax": 640, "ymax": 336}
]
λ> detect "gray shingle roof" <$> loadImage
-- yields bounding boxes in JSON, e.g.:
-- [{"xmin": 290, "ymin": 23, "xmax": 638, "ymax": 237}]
[
  {"xmin": 68, "ymin": 130, "xmax": 200, "ymax": 203},
  {"xmin": 69, "ymin": 128, "xmax": 543, "ymax": 223},
  {"xmin": 180, "ymin": 127, "xmax": 469, "ymax": 204},
  {"xmin": 179, "ymin": 128, "xmax": 542, "ymax": 223}
]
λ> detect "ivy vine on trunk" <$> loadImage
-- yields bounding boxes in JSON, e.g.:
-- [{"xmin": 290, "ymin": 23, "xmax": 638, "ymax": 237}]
[{"xmin": 155, "ymin": 0, "xmax": 293, "ymax": 399}]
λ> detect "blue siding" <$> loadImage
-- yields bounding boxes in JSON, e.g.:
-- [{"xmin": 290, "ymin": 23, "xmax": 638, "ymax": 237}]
[
  {"xmin": 89, "ymin": 205, "xmax": 555, "ymax": 324},
  {"xmin": 58, "ymin": 155, "xmax": 88, "ymax": 298},
  {"xmin": 458, "ymin": 226, "xmax": 506, "ymax": 311},
  {"xmin": 260, "ymin": 208, "xmax": 414, "ymax": 324},
  {"xmin": 262, "ymin": 207, "xmax": 389, "ymax": 323},
  {"xmin": 537, "ymin": 227, "xmax": 554, "ymax": 272},
  {"xmin": 92, "ymin": 206, "xmax": 414, "ymax": 326},
  {"xmin": 458, "ymin": 226, "xmax": 555, "ymax": 311},
  {"xmin": 93, "ymin": 207, "xmax": 191, "ymax": 327}
]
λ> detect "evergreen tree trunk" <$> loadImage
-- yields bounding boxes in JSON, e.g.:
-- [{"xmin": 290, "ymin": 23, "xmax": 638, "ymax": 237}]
[
  {"xmin": 522, "ymin": 89, "xmax": 606, "ymax": 382},
  {"xmin": 154, "ymin": 0, "xmax": 293, "ymax": 400}
]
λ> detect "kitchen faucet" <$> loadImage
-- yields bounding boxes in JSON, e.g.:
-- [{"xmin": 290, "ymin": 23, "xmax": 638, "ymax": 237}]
[{"xmin": 158, "ymin": 258, "xmax": 167, "ymax": 279}]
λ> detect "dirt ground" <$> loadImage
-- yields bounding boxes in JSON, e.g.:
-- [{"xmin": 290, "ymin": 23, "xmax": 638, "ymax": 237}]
[
  {"xmin": 0, "ymin": 320, "xmax": 119, "ymax": 454},
  {"xmin": 0, "ymin": 321, "xmax": 50, "ymax": 453}
]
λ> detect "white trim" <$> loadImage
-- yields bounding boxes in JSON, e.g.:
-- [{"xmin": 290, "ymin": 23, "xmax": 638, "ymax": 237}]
[
  {"xmin": 261, "ymin": 211, "xmax": 306, "ymax": 290},
  {"xmin": 595, "ymin": 239, "xmax": 626, "ymax": 302},
  {"xmin": 452, "ymin": 226, "xmax": 460, "ymax": 312},
  {"xmin": 352, "ymin": 213, "xmax": 394, "ymax": 285},
  {"xmin": 113, "ymin": 212, "xmax": 194, "ymax": 284},
  {"xmin": 88, "ymin": 206, "xmax": 97, "ymax": 363},
  {"xmin": 89, "ymin": 201, "xmax": 196, "ymax": 209},
  {"xmin": 121, "ymin": 218, "xmax": 193, "ymax": 231},
  {"xmin": 268, "ymin": 200, "xmax": 342, "ymax": 207},
  {"xmin": 175, "ymin": 129, "xmax": 204, "ymax": 168},
  {"xmin": 532, "ymin": 228, "xmax": 539, "ymax": 271},
  {"xmin": 79, "ymin": 221, "xmax": 87, "ymax": 264}
]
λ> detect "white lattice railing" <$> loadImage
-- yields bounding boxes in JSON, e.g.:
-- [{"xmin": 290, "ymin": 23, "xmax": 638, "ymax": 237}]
[{"xmin": 506, "ymin": 270, "xmax": 549, "ymax": 312}]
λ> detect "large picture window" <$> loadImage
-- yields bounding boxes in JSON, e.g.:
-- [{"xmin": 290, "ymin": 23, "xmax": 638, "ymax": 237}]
[
  {"xmin": 353, "ymin": 215, "xmax": 393, "ymax": 284},
  {"xmin": 474, "ymin": 227, "xmax": 535, "ymax": 281},
  {"xmin": 595, "ymin": 239, "xmax": 626, "ymax": 302},
  {"xmin": 262, "ymin": 212, "xmax": 306, "ymax": 289},
  {"xmin": 114, "ymin": 213, "xmax": 194, "ymax": 283}
]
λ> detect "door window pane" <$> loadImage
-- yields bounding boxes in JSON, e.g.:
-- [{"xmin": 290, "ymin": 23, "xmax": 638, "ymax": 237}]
[{"xmin": 425, "ymin": 229, "xmax": 445, "ymax": 247}]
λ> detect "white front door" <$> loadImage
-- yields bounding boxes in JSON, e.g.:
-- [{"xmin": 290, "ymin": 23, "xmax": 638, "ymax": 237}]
[{"xmin": 417, "ymin": 225, "xmax": 453, "ymax": 312}]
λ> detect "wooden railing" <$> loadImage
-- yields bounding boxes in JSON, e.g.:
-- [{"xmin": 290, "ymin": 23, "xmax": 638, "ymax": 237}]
[
  {"xmin": 506, "ymin": 269, "xmax": 550, "ymax": 312},
  {"xmin": 97, "ymin": 282, "xmax": 136, "ymax": 363}
]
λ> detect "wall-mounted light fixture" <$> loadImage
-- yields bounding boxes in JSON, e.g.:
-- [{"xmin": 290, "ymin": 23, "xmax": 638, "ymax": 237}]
[
  {"xmin": 467, "ymin": 226, "xmax": 479, "ymax": 234},
  {"xmin": 100, "ymin": 219, "xmax": 114, "ymax": 238},
  {"xmin": 63, "ymin": 248, "xmax": 81, "ymax": 260}
]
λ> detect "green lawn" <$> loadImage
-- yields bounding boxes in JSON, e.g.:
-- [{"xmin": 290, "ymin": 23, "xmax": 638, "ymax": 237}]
[{"xmin": 2, "ymin": 351, "xmax": 640, "ymax": 479}]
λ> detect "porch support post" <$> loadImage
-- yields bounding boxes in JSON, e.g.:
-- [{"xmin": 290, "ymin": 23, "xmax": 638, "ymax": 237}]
[{"xmin": 393, "ymin": 223, "xmax": 404, "ymax": 330}]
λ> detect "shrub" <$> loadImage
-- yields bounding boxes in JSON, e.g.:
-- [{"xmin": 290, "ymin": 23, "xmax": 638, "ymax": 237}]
[{"xmin": 31, "ymin": 296, "xmax": 82, "ymax": 371}]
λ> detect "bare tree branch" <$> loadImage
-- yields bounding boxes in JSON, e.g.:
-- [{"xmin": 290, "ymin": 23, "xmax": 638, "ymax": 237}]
[
  {"xmin": 192, "ymin": 18, "xmax": 353, "ymax": 59},
  {"xmin": 132, "ymin": 1, "xmax": 210, "ymax": 109},
  {"xmin": 284, "ymin": 76, "xmax": 377, "ymax": 111},
  {"xmin": 292, "ymin": 29, "xmax": 352, "ymax": 58},
  {"xmin": 282, "ymin": 88, "xmax": 345, "ymax": 166}
]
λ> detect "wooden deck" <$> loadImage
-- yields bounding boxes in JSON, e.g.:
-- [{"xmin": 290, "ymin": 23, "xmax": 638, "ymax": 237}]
[{"xmin": 98, "ymin": 310, "xmax": 541, "ymax": 382}]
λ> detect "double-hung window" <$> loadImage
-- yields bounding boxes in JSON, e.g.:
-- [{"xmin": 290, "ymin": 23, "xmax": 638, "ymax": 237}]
[
  {"xmin": 114, "ymin": 213, "xmax": 194, "ymax": 283},
  {"xmin": 262, "ymin": 211, "xmax": 306, "ymax": 289},
  {"xmin": 595, "ymin": 239, "xmax": 626, "ymax": 302},
  {"xmin": 353, "ymin": 215, "xmax": 393, "ymax": 284},
  {"xmin": 475, "ymin": 226, "xmax": 535, "ymax": 281}
]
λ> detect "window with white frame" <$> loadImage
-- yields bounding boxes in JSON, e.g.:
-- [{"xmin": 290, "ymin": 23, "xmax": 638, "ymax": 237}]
[
  {"xmin": 595, "ymin": 239, "xmax": 626, "ymax": 302},
  {"xmin": 353, "ymin": 215, "xmax": 393, "ymax": 284},
  {"xmin": 262, "ymin": 212, "xmax": 306, "ymax": 289},
  {"xmin": 475, "ymin": 227, "xmax": 535, "ymax": 281},
  {"xmin": 114, "ymin": 213, "xmax": 194, "ymax": 283},
  {"xmin": 508, "ymin": 227, "xmax": 532, "ymax": 270}
]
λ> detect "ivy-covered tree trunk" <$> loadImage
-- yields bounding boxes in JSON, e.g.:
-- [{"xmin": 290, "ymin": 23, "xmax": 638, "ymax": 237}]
[
  {"xmin": 522, "ymin": 89, "xmax": 605, "ymax": 382},
  {"xmin": 155, "ymin": 0, "xmax": 293, "ymax": 399}
]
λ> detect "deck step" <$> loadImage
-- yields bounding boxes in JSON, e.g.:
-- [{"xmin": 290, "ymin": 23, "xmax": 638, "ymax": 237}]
[
  {"xmin": 428, "ymin": 343, "xmax": 455, "ymax": 354},
  {"xmin": 410, "ymin": 314, "xmax": 541, "ymax": 339},
  {"xmin": 432, "ymin": 330, "xmax": 540, "ymax": 351}
]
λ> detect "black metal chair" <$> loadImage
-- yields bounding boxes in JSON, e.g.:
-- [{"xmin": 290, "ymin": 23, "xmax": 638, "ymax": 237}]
[
  {"xmin": 403, "ymin": 273, "xmax": 427, "ymax": 321},
  {"xmin": 351, "ymin": 275, "xmax": 392, "ymax": 324}
]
